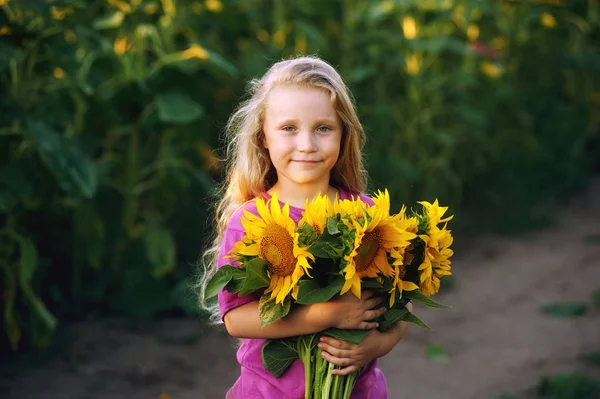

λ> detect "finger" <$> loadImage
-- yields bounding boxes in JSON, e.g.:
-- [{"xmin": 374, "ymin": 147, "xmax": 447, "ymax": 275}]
[
  {"xmin": 366, "ymin": 307, "xmax": 387, "ymax": 320},
  {"xmin": 321, "ymin": 350, "xmax": 352, "ymax": 367},
  {"xmin": 332, "ymin": 365, "xmax": 359, "ymax": 376},
  {"xmin": 359, "ymin": 321, "xmax": 379, "ymax": 330},
  {"xmin": 318, "ymin": 342, "xmax": 353, "ymax": 358},
  {"xmin": 364, "ymin": 295, "xmax": 384, "ymax": 309},
  {"xmin": 361, "ymin": 290, "xmax": 375, "ymax": 300},
  {"xmin": 320, "ymin": 337, "xmax": 355, "ymax": 350}
]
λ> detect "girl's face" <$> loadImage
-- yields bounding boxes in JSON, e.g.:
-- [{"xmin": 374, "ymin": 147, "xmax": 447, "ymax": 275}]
[{"xmin": 262, "ymin": 85, "xmax": 342, "ymax": 191}]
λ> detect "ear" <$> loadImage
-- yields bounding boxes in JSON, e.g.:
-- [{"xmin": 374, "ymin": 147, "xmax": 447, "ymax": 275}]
[{"xmin": 261, "ymin": 132, "xmax": 269, "ymax": 149}]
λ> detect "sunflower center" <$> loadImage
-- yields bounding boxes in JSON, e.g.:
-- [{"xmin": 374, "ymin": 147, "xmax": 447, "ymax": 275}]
[
  {"xmin": 397, "ymin": 265, "xmax": 406, "ymax": 280},
  {"xmin": 355, "ymin": 230, "xmax": 382, "ymax": 272},
  {"xmin": 313, "ymin": 224, "xmax": 322, "ymax": 235},
  {"xmin": 259, "ymin": 224, "xmax": 296, "ymax": 276}
]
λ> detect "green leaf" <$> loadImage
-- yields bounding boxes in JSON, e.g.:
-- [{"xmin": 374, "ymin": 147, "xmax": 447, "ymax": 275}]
[
  {"xmin": 379, "ymin": 307, "xmax": 410, "ymax": 331},
  {"xmin": 238, "ymin": 258, "xmax": 270, "ymax": 296},
  {"xmin": 259, "ymin": 295, "xmax": 290, "ymax": 328},
  {"xmin": 27, "ymin": 122, "xmax": 98, "ymax": 199},
  {"xmin": 404, "ymin": 290, "xmax": 450, "ymax": 308},
  {"xmin": 143, "ymin": 221, "xmax": 176, "ymax": 279},
  {"xmin": 262, "ymin": 339, "xmax": 299, "ymax": 378},
  {"xmin": 322, "ymin": 328, "xmax": 369, "ymax": 345},
  {"xmin": 308, "ymin": 230, "xmax": 344, "ymax": 259},
  {"xmin": 156, "ymin": 91, "xmax": 204, "ymax": 124},
  {"xmin": 426, "ymin": 343, "xmax": 449, "ymax": 363},
  {"xmin": 295, "ymin": 276, "xmax": 344, "ymax": 305},
  {"xmin": 541, "ymin": 302, "xmax": 588, "ymax": 318},
  {"xmin": 204, "ymin": 265, "xmax": 240, "ymax": 299},
  {"xmin": 403, "ymin": 312, "xmax": 431, "ymax": 330},
  {"xmin": 226, "ymin": 269, "xmax": 246, "ymax": 293},
  {"xmin": 326, "ymin": 217, "xmax": 340, "ymax": 235},
  {"xmin": 296, "ymin": 222, "xmax": 317, "ymax": 247}
]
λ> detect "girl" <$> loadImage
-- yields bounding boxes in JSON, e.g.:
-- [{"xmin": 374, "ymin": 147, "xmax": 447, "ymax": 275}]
[{"xmin": 200, "ymin": 56, "xmax": 411, "ymax": 398}]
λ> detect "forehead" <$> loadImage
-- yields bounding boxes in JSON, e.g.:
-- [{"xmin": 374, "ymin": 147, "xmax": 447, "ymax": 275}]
[{"xmin": 264, "ymin": 85, "xmax": 338, "ymax": 121}]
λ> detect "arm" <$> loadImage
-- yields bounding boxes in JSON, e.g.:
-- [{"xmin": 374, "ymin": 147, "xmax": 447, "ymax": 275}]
[
  {"xmin": 224, "ymin": 291, "xmax": 387, "ymax": 339},
  {"xmin": 318, "ymin": 302, "xmax": 413, "ymax": 375}
]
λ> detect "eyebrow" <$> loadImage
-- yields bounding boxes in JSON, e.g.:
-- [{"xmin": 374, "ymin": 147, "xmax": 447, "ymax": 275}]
[{"xmin": 275, "ymin": 118, "xmax": 339, "ymax": 125}]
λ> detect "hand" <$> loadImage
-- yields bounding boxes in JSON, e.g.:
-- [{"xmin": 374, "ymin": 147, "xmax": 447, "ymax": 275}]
[
  {"xmin": 318, "ymin": 329, "xmax": 384, "ymax": 376},
  {"xmin": 325, "ymin": 290, "xmax": 387, "ymax": 330}
]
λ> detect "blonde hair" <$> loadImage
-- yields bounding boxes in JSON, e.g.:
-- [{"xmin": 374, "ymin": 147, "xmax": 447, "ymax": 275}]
[{"xmin": 198, "ymin": 55, "xmax": 368, "ymax": 322}]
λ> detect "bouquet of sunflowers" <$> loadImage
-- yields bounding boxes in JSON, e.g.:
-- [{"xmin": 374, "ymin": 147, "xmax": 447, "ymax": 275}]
[{"xmin": 204, "ymin": 190, "xmax": 454, "ymax": 399}]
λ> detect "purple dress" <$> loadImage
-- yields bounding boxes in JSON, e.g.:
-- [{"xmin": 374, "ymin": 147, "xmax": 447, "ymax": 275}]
[{"xmin": 217, "ymin": 188, "xmax": 388, "ymax": 399}]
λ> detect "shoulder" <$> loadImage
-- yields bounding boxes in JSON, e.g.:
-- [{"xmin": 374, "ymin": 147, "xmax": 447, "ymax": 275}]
[
  {"xmin": 357, "ymin": 193, "xmax": 374, "ymax": 206},
  {"xmin": 225, "ymin": 198, "xmax": 261, "ymax": 232},
  {"xmin": 340, "ymin": 187, "xmax": 374, "ymax": 206}
]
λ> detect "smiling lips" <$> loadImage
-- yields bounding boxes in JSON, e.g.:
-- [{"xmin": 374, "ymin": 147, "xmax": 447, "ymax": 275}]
[{"xmin": 293, "ymin": 160, "xmax": 321, "ymax": 164}]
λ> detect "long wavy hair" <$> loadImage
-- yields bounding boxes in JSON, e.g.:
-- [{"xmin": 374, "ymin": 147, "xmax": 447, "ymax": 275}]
[{"xmin": 198, "ymin": 55, "xmax": 368, "ymax": 323}]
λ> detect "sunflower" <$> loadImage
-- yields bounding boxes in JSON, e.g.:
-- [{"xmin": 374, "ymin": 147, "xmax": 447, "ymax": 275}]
[
  {"xmin": 388, "ymin": 208, "xmax": 420, "ymax": 306},
  {"xmin": 299, "ymin": 194, "xmax": 334, "ymax": 236},
  {"xmin": 238, "ymin": 193, "xmax": 315, "ymax": 303},
  {"xmin": 338, "ymin": 190, "xmax": 417, "ymax": 298},
  {"xmin": 418, "ymin": 199, "xmax": 453, "ymax": 230},
  {"xmin": 417, "ymin": 200, "xmax": 454, "ymax": 296}
]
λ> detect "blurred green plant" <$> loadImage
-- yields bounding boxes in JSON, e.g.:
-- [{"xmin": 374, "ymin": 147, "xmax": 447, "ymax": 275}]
[
  {"xmin": 538, "ymin": 372, "xmax": 600, "ymax": 399},
  {"xmin": 0, "ymin": 0, "xmax": 234, "ymax": 350},
  {"xmin": 1, "ymin": 0, "xmax": 598, "ymax": 351},
  {"xmin": 540, "ymin": 301, "xmax": 588, "ymax": 318}
]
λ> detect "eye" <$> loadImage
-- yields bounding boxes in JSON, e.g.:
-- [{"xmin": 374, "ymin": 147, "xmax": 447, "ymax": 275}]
[
  {"xmin": 281, "ymin": 125, "xmax": 295, "ymax": 132},
  {"xmin": 317, "ymin": 126, "xmax": 332, "ymax": 133}
]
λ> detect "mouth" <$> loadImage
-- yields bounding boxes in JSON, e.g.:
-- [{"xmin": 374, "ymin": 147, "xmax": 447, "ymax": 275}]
[{"xmin": 292, "ymin": 160, "xmax": 321, "ymax": 164}]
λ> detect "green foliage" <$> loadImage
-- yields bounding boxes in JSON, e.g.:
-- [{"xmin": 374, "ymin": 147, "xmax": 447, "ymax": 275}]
[
  {"xmin": 262, "ymin": 338, "xmax": 299, "ymax": 378},
  {"xmin": 537, "ymin": 372, "xmax": 600, "ymax": 399},
  {"xmin": 295, "ymin": 275, "xmax": 344, "ymax": 305},
  {"xmin": 258, "ymin": 294, "xmax": 290, "ymax": 328},
  {"xmin": 1, "ymin": 0, "xmax": 598, "ymax": 351},
  {"xmin": 426, "ymin": 343, "xmax": 450, "ymax": 363},
  {"xmin": 204, "ymin": 265, "xmax": 243, "ymax": 299},
  {"xmin": 404, "ymin": 289, "xmax": 450, "ymax": 308},
  {"xmin": 237, "ymin": 258, "xmax": 270, "ymax": 296},
  {"xmin": 540, "ymin": 301, "xmax": 588, "ymax": 318}
]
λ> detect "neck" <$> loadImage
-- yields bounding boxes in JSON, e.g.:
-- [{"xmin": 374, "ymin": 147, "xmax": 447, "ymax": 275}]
[{"xmin": 268, "ymin": 181, "xmax": 338, "ymax": 208}]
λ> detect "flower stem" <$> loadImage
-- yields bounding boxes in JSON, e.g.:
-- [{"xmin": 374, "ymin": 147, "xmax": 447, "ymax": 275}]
[
  {"xmin": 300, "ymin": 335, "xmax": 316, "ymax": 399},
  {"xmin": 331, "ymin": 372, "xmax": 343, "ymax": 398},
  {"xmin": 342, "ymin": 372, "xmax": 358, "ymax": 399},
  {"xmin": 321, "ymin": 361, "xmax": 335, "ymax": 398},
  {"xmin": 313, "ymin": 349, "xmax": 326, "ymax": 398}
]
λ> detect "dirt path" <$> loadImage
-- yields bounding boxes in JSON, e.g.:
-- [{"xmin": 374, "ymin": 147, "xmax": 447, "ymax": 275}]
[{"xmin": 2, "ymin": 179, "xmax": 600, "ymax": 399}]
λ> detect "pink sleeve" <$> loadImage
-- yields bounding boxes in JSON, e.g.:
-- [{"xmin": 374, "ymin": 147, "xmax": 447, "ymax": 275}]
[
  {"xmin": 216, "ymin": 227, "xmax": 260, "ymax": 320},
  {"xmin": 358, "ymin": 193, "xmax": 374, "ymax": 206}
]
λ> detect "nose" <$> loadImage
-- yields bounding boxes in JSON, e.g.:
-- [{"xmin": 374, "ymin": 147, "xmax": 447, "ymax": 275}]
[{"xmin": 296, "ymin": 130, "xmax": 317, "ymax": 153}]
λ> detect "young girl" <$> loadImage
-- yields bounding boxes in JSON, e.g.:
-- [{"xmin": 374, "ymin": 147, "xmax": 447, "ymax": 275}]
[{"xmin": 200, "ymin": 56, "xmax": 411, "ymax": 398}]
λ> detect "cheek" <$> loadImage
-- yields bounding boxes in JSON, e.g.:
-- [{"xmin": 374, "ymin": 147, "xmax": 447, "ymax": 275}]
[{"xmin": 327, "ymin": 135, "xmax": 342, "ymax": 159}]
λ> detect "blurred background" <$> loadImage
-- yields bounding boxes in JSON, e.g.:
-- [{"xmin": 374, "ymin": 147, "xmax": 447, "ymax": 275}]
[{"xmin": 1, "ymin": 0, "xmax": 599, "ymax": 398}]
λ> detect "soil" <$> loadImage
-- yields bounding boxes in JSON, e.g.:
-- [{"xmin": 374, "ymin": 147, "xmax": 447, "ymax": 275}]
[{"xmin": 2, "ymin": 179, "xmax": 600, "ymax": 399}]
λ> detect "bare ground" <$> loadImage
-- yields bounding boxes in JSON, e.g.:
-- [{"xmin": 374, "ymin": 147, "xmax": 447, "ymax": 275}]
[{"xmin": 2, "ymin": 179, "xmax": 600, "ymax": 399}]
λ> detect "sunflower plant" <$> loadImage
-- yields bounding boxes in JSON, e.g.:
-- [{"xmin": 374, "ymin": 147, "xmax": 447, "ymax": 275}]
[{"xmin": 204, "ymin": 191, "xmax": 454, "ymax": 398}]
